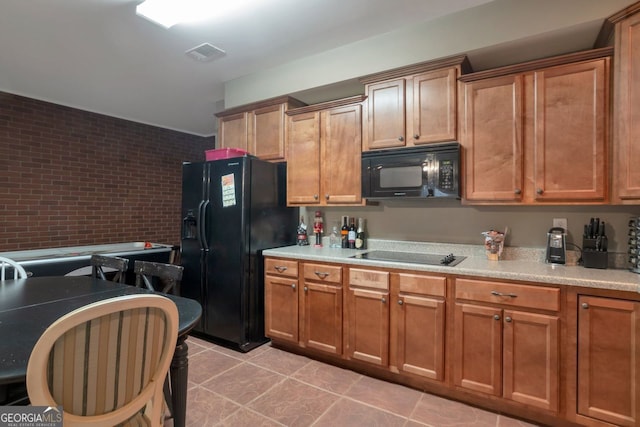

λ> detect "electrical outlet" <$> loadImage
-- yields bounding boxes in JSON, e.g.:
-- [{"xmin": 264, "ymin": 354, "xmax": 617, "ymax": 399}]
[{"xmin": 553, "ymin": 218, "xmax": 568, "ymax": 231}]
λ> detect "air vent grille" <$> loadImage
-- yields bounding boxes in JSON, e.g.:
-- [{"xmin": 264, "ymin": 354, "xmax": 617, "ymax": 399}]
[{"xmin": 185, "ymin": 43, "xmax": 226, "ymax": 62}]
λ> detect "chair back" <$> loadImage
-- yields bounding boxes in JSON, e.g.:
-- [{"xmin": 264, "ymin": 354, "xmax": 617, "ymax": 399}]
[
  {"xmin": 26, "ymin": 294, "xmax": 178, "ymax": 427},
  {"xmin": 90, "ymin": 254, "xmax": 129, "ymax": 283},
  {"xmin": 0, "ymin": 256, "xmax": 27, "ymax": 280},
  {"xmin": 134, "ymin": 260, "xmax": 183, "ymax": 295}
]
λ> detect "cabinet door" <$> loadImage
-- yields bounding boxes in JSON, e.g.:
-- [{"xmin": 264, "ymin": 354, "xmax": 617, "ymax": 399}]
[
  {"xmin": 321, "ymin": 105, "xmax": 362, "ymax": 204},
  {"xmin": 410, "ymin": 68, "xmax": 457, "ymax": 145},
  {"xmin": 614, "ymin": 14, "xmax": 640, "ymax": 202},
  {"xmin": 577, "ymin": 296, "xmax": 640, "ymax": 427},
  {"xmin": 365, "ymin": 79, "xmax": 406, "ymax": 150},
  {"xmin": 287, "ymin": 112, "xmax": 321, "ymax": 205},
  {"xmin": 302, "ymin": 282, "xmax": 342, "ymax": 355},
  {"xmin": 347, "ymin": 287, "xmax": 389, "ymax": 366},
  {"xmin": 251, "ymin": 104, "xmax": 285, "ymax": 161},
  {"xmin": 264, "ymin": 275, "xmax": 299, "ymax": 343},
  {"xmin": 533, "ymin": 60, "xmax": 608, "ymax": 202},
  {"xmin": 395, "ymin": 293, "xmax": 445, "ymax": 381},
  {"xmin": 218, "ymin": 112, "xmax": 249, "ymax": 152},
  {"xmin": 503, "ymin": 310, "xmax": 559, "ymax": 411},
  {"xmin": 453, "ymin": 303, "xmax": 502, "ymax": 396},
  {"xmin": 461, "ymin": 75, "xmax": 524, "ymax": 202}
]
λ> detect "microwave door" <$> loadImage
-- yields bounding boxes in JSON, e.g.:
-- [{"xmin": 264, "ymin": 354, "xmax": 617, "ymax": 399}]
[{"xmin": 370, "ymin": 156, "xmax": 428, "ymax": 198}]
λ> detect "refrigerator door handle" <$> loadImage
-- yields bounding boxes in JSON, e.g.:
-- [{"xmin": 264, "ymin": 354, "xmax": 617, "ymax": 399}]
[
  {"xmin": 197, "ymin": 200, "xmax": 206, "ymax": 250},
  {"xmin": 200, "ymin": 199, "xmax": 210, "ymax": 251}
]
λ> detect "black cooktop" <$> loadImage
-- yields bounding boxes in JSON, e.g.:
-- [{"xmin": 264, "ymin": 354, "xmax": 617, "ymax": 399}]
[{"xmin": 351, "ymin": 250, "xmax": 466, "ymax": 267}]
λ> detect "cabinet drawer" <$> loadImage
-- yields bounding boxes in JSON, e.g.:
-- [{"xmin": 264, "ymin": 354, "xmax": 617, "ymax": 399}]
[
  {"xmin": 303, "ymin": 263, "xmax": 342, "ymax": 284},
  {"xmin": 265, "ymin": 258, "xmax": 298, "ymax": 278},
  {"xmin": 397, "ymin": 273, "xmax": 446, "ymax": 297},
  {"xmin": 349, "ymin": 268, "xmax": 389, "ymax": 290},
  {"xmin": 455, "ymin": 278, "xmax": 559, "ymax": 312}
]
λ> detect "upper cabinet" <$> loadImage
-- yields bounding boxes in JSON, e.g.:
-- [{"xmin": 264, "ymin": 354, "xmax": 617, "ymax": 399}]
[
  {"xmin": 216, "ymin": 96, "xmax": 306, "ymax": 162},
  {"xmin": 460, "ymin": 49, "xmax": 611, "ymax": 204},
  {"xmin": 610, "ymin": 6, "xmax": 640, "ymax": 203},
  {"xmin": 360, "ymin": 55, "xmax": 471, "ymax": 151},
  {"xmin": 286, "ymin": 96, "xmax": 365, "ymax": 206}
]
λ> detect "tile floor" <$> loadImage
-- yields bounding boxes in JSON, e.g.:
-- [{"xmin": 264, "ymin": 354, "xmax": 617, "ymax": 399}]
[{"xmin": 178, "ymin": 336, "xmax": 542, "ymax": 427}]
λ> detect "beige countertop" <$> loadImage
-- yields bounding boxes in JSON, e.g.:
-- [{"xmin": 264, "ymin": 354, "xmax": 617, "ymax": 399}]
[{"xmin": 263, "ymin": 239, "xmax": 640, "ymax": 293}]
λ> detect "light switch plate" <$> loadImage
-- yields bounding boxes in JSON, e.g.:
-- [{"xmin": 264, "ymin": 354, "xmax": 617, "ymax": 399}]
[{"xmin": 553, "ymin": 218, "xmax": 568, "ymax": 231}]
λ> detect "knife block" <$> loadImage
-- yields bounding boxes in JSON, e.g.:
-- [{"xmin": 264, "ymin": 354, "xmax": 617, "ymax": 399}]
[{"xmin": 582, "ymin": 237, "xmax": 607, "ymax": 269}]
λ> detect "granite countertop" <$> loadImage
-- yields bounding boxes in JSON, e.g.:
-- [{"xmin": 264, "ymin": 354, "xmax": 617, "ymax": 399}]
[{"xmin": 263, "ymin": 239, "xmax": 640, "ymax": 293}]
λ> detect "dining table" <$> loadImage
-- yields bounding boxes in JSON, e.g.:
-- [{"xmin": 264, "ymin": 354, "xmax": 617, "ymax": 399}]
[{"xmin": 0, "ymin": 275, "xmax": 202, "ymax": 427}]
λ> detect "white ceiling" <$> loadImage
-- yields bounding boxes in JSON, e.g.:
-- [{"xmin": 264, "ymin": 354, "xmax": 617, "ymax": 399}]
[{"xmin": 0, "ymin": 0, "xmax": 634, "ymax": 136}]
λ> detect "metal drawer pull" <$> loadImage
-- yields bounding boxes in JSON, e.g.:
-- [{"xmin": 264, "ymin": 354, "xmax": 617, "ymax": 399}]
[
  {"xmin": 491, "ymin": 290, "xmax": 517, "ymax": 298},
  {"xmin": 274, "ymin": 266, "xmax": 288, "ymax": 273},
  {"xmin": 304, "ymin": 286, "xmax": 308, "ymax": 292},
  {"xmin": 494, "ymin": 314, "xmax": 501, "ymax": 321},
  {"xmin": 291, "ymin": 284, "xmax": 296, "ymax": 290},
  {"xmin": 398, "ymin": 300, "xmax": 404, "ymax": 305},
  {"xmin": 381, "ymin": 297, "xmax": 387, "ymax": 303},
  {"xmin": 582, "ymin": 303, "xmax": 589, "ymax": 309},
  {"xmin": 314, "ymin": 271, "xmax": 330, "ymax": 279},
  {"xmin": 505, "ymin": 316, "xmax": 512, "ymax": 323}
]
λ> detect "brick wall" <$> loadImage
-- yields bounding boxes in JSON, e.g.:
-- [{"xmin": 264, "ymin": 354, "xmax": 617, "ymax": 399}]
[{"xmin": 0, "ymin": 92, "xmax": 214, "ymax": 251}]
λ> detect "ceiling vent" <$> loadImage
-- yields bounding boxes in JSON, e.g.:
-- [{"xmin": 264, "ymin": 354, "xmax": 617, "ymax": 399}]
[{"xmin": 185, "ymin": 43, "xmax": 226, "ymax": 62}]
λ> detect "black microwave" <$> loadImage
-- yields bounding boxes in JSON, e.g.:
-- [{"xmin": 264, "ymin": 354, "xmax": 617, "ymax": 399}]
[{"xmin": 361, "ymin": 143, "xmax": 460, "ymax": 199}]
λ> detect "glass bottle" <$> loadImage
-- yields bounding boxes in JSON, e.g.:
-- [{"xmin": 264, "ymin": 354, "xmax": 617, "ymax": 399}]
[
  {"xmin": 355, "ymin": 217, "xmax": 366, "ymax": 249},
  {"xmin": 348, "ymin": 218, "xmax": 356, "ymax": 249},
  {"xmin": 341, "ymin": 216, "xmax": 349, "ymax": 248}
]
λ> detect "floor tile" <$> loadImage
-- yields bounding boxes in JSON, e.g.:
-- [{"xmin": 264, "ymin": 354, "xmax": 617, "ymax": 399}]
[
  {"xmin": 345, "ymin": 374, "xmax": 422, "ymax": 417},
  {"xmin": 185, "ymin": 386, "xmax": 241, "ymax": 427},
  {"xmin": 211, "ymin": 341, "xmax": 272, "ymax": 361},
  {"xmin": 313, "ymin": 397, "xmax": 406, "ymax": 427},
  {"xmin": 248, "ymin": 346, "xmax": 312, "ymax": 375},
  {"xmin": 217, "ymin": 408, "xmax": 284, "ymax": 427},
  {"xmin": 187, "ymin": 349, "xmax": 243, "ymax": 384},
  {"xmin": 291, "ymin": 360, "xmax": 362, "ymax": 394},
  {"xmin": 410, "ymin": 392, "xmax": 499, "ymax": 426},
  {"xmin": 247, "ymin": 378, "xmax": 338, "ymax": 427},
  {"xmin": 201, "ymin": 362, "xmax": 286, "ymax": 405}
]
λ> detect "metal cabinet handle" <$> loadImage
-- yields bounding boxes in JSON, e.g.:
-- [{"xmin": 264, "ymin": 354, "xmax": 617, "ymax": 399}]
[
  {"xmin": 514, "ymin": 189, "xmax": 521, "ymax": 195},
  {"xmin": 304, "ymin": 286, "xmax": 308, "ymax": 292},
  {"xmin": 274, "ymin": 266, "xmax": 288, "ymax": 273},
  {"xmin": 494, "ymin": 314, "xmax": 501, "ymax": 321},
  {"xmin": 505, "ymin": 316, "xmax": 512, "ymax": 323},
  {"xmin": 536, "ymin": 188, "xmax": 544, "ymax": 195},
  {"xmin": 314, "ymin": 194, "xmax": 319, "ymax": 200},
  {"xmin": 398, "ymin": 136, "xmax": 404, "ymax": 142},
  {"xmin": 398, "ymin": 300, "xmax": 404, "ymax": 305},
  {"xmin": 413, "ymin": 134, "xmax": 419, "ymax": 140},
  {"xmin": 325, "ymin": 194, "xmax": 329, "ymax": 200},
  {"xmin": 381, "ymin": 297, "xmax": 387, "ymax": 303},
  {"xmin": 314, "ymin": 271, "xmax": 329, "ymax": 279},
  {"xmin": 582, "ymin": 303, "xmax": 589, "ymax": 309},
  {"xmin": 291, "ymin": 284, "xmax": 296, "ymax": 290},
  {"xmin": 491, "ymin": 290, "xmax": 517, "ymax": 298}
]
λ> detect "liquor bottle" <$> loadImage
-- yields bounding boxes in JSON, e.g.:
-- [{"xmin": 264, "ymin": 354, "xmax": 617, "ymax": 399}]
[
  {"xmin": 355, "ymin": 217, "xmax": 366, "ymax": 249},
  {"xmin": 341, "ymin": 216, "xmax": 349, "ymax": 248},
  {"xmin": 348, "ymin": 218, "xmax": 356, "ymax": 249},
  {"xmin": 296, "ymin": 216, "xmax": 309, "ymax": 246}
]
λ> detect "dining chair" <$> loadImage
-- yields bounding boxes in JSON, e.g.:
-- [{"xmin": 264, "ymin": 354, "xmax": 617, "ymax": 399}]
[
  {"xmin": 90, "ymin": 254, "xmax": 129, "ymax": 283},
  {"xmin": 0, "ymin": 256, "xmax": 27, "ymax": 280},
  {"xmin": 134, "ymin": 260, "xmax": 184, "ymax": 295},
  {"xmin": 26, "ymin": 294, "xmax": 178, "ymax": 427}
]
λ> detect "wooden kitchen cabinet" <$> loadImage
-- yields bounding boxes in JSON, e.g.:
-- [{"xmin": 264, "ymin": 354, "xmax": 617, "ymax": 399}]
[
  {"xmin": 360, "ymin": 55, "xmax": 470, "ymax": 151},
  {"xmin": 392, "ymin": 272, "xmax": 446, "ymax": 381},
  {"xmin": 346, "ymin": 268, "xmax": 390, "ymax": 366},
  {"xmin": 612, "ymin": 8, "xmax": 640, "ymax": 203},
  {"xmin": 453, "ymin": 278, "xmax": 560, "ymax": 412},
  {"xmin": 301, "ymin": 263, "xmax": 343, "ymax": 355},
  {"xmin": 264, "ymin": 258, "xmax": 299, "ymax": 343},
  {"xmin": 460, "ymin": 48, "xmax": 611, "ymax": 204},
  {"xmin": 575, "ymin": 295, "xmax": 640, "ymax": 427},
  {"xmin": 216, "ymin": 96, "xmax": 305, "ymax": 161},
  {"xmin": 286, "ymin": 96, "xmax": 364, "ymax": 206}
]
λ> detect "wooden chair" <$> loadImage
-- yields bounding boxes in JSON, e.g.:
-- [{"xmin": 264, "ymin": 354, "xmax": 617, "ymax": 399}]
[
  {"xmin": 26, "ymin": 294, "xmax": 178, "ymax": 427},
  {"xmin": 134, "ymin": 260, "xmax": 183, "ymax": 295},
  {"xmin": 90, "ymin": 254, "xmax": 129, "ymax": 283},
  {"xmin": 0, "ymin": 256, "xmax": 27, "ymax": 280}
]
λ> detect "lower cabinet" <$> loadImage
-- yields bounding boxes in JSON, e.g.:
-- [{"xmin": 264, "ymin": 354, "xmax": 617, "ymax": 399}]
[
  {"xmin": 346, "ymin": 268, "xmax": 390, "ymax": 366},
  {"xmin": 453, "ymin": 278, "xmax": 560, "ymax": 412},
  {"xmin": 264, "ymin": 258, "xmax": 299, "ymax": 343},
  {"xmin": 576, "ymin": 295, "xmax": 640, "ymax": 427}
]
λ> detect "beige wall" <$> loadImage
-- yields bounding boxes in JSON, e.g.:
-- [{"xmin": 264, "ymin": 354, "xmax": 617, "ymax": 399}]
[{"xmin": 304, "ymin": 204, "xmax": 640, "ymax": 253}]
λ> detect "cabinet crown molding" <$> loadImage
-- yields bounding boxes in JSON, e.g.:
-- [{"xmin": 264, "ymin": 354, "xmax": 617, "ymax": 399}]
[
  {"xmin": 359, "ymin": 54, "xmax": 471, "ymax": 84},
  {"xmin": 215, "ymin": 95, "xmax": 306, "ymax": 118},
  {"xmin": 458, "ymin": 47, "xmax": 613, "ymax": 83},
  {"xmin": 285, "ymin": 95, "xmax": 367, "ymax": 116},
  {"xmin": 595, "ymin": 0, "xmax": 640, "ymax": 48}
]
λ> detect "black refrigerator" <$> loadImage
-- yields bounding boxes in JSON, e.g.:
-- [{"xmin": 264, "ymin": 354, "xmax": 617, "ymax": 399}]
[{"xmin": 180, "ymin": 156, "xmax": 297, "ymax": 352}]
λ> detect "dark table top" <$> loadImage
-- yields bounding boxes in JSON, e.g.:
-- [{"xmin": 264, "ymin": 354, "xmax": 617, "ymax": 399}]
[{"xmin": 0, "ymin": 276, "xmax": 202, "ymax": 385}]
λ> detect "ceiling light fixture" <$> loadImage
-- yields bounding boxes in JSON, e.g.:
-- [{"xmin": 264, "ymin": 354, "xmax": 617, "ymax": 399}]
[{"xmin": 136, "ymin": 0, "xmax": 266, "ymax": 28}]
